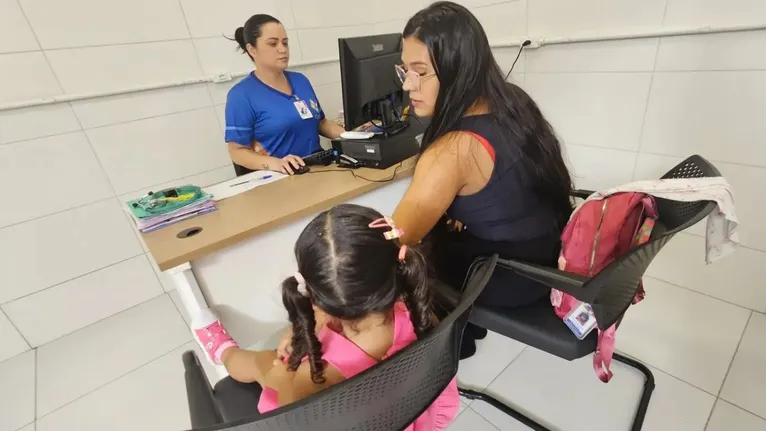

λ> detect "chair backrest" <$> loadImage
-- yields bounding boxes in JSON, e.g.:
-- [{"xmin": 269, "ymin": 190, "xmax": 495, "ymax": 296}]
[
  {"xmin": 233, "ymin": 163, "xmax": 254, "ymax": 177},
  {"xmin": 583, "ymin": 155, "xmax": 721, "ymax": 329},
  {"xmin": 198, "ymin": 255, "xmax": 499, "ymax": 431}
]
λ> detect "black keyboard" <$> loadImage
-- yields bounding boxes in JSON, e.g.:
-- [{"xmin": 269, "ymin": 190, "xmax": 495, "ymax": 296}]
[{"xmin": 303, "ymin": 149, "xmax": 336, "ymax": 166}]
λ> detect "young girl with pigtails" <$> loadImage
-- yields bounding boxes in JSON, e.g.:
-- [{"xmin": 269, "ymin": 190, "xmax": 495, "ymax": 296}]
[{"xmin": 192, "ymin": 203, "xmax": 459, "ymax": 430}]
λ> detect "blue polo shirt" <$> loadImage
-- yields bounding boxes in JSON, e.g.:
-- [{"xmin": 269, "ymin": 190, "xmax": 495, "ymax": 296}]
[{"xmin": 224, "ymin": 71, "xmax": 325, "ymax": 158}]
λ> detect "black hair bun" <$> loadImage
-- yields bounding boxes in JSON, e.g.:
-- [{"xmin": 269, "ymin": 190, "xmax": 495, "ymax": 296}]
[{"xmin": 234, "ymin": 27, "xmax": 246, "ymax": 50}]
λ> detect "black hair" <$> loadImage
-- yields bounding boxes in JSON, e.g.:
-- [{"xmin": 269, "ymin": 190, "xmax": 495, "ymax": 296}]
[
  {"xmin": 403, "ymin": 1, "xmax": 573, "ymax": 229},
  {"xmin": 232, "ymin": 14, "xmax": 281, "ymax": 60},
  {"xmin": 281, "ymin": 204, "xmax": 434, "ymax": 383}
]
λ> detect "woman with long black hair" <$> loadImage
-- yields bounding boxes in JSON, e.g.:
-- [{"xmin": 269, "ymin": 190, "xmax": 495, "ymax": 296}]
[{"xmin": 391, "ymin": 1, "xmax": 574, "ymax": 358}]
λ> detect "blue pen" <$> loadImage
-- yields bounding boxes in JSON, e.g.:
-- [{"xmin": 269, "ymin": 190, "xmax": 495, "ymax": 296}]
[{"xmin": 229, "ymin": 175, "xmax": 273, "ymax": 188}]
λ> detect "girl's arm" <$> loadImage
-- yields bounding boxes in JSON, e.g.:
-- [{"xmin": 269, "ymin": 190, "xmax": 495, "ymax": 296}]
[
  {"xmin": 265, "ymin": 360, "xmax": 346, "ymax": 406},
  {"xmin": 221, "ymin": 348, "xmax": 278, "ymax": 386}
]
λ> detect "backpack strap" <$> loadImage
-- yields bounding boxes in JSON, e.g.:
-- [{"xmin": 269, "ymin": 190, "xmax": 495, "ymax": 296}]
[{"xmin": 593, "ymin": 325, "xmax": 617, "ymax": 383}]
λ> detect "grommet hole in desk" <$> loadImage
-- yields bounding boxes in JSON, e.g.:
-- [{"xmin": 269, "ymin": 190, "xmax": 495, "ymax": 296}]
[{"xmin": 177, "ymin": 227, "xmax": 203, "ymax": 239}]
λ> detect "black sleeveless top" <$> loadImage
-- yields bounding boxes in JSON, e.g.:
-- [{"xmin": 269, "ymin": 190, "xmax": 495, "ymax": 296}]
[
  {"xmin": 426, "ymin": 114, "xmax": 561, "ymax": 289},
  {"xmin": 447, "ymin": 114, "xmax": 558, "ymax": 243}
]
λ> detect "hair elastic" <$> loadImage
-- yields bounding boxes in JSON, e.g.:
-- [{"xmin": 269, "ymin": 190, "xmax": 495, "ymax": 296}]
[
  {"xmin": 294, "ymin": 271, "xmax": 308, "ymax": 296},
  {"xmin": 369, "ymin": 216, "xmax": 407, "ymax": 262},
  {"xmin": 398, "ymin": 245, "xmax": 407, "ymax": 262}
]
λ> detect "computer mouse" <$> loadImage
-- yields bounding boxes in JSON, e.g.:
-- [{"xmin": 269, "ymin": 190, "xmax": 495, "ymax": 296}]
[{"xmin": 293, "ymin": 165, "xmax": 310, "ymax": 175}]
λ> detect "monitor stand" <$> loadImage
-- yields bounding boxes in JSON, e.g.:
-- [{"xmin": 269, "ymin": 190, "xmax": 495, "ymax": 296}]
[
  {"xmin": 375, "ymin": 99, "xmax": 409, "ymax": 137},
  {"xmin": 380, "ymin": 120, "xmax": 409, "ymax": 137}
]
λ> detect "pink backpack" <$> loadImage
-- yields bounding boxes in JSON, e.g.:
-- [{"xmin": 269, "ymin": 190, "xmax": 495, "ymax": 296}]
[{"xmin": 552, "ymin": 192, "xmax": 657, "ymax": 382}]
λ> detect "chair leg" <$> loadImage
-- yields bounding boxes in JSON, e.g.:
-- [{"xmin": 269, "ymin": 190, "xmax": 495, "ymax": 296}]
[
  {"xmin": 613, "ymin": 353, "xmax": 656, "ymax": 431},
  {"xmin": 458, "ymin": 354, "xmax": 656, "ymax": 431},
  {"xmin": 458, "ymin": 387, "xmax": 550, "ymax": 431}
]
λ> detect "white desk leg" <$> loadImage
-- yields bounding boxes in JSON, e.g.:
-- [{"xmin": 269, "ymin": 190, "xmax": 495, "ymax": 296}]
[
  {"xmin": 168, "ymin": 262, "xmax": 208, "ymax": 316},
  {"xmin": 168, "ymin": 262, "xmax": 229, "ymax": 379}
]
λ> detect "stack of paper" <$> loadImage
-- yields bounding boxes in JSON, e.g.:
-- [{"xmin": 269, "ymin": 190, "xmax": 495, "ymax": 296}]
[
  {"xmin": 126, "ymin": 189, "xmax": 216, "ymax": 233},
  {"xmin": 134, "ymin": 198, "xmax": 216, "ymax": 232}
]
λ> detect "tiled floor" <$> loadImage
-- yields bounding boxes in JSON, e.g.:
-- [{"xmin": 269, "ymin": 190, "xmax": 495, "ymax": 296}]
[
  {"xmin": 450, "ymin": 279, "xmax": 766, "ymax": 431},
  {"xmin": 2, "ymin": 262, "xmax": 765, "ymax": 430}
]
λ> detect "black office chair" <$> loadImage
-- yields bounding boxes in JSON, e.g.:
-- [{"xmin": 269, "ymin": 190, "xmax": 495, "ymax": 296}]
[
  {"xmin": 233, "ymin": 163, "xmax": 253, "ymax": 177},
  {"xmin": 456, "ymin": 155, "xmax": 721, "ymax": 431},
  {"xmin": 182, "ymin": 254, "xmax": 500, "ymax": 431}
]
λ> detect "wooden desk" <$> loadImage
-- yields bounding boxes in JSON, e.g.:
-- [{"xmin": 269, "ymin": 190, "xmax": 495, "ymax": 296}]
[
  {"xmin": 141, "ymin": 159, "xmax": 415, "ymax": 371},
  {"xmin": 144, "ymin": 159, "xmax": 416, "ymax": 272}
]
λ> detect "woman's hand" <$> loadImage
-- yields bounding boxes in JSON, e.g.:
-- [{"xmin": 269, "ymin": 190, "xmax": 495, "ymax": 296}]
[
  {"xmin": 445, "ymin": 218, "xmax": 466, "ymax": 232},
  {"xmin": 353, "ymin": 121, "xmax": 375, "ymax": 132},
  {"xmin": 269, "ymin": 155, "xmax": 305, "ymax": 175}
]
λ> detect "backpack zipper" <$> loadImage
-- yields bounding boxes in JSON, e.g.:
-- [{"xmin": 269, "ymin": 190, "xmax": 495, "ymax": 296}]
[{"xmin": 588, "ymin": 200, "xmax": 609, "ymax": 276}]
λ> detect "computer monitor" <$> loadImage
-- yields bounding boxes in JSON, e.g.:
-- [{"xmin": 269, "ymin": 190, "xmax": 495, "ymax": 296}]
[{"xmin": 338, "ymin": 33, "xmax": 409, "ymax": 134}]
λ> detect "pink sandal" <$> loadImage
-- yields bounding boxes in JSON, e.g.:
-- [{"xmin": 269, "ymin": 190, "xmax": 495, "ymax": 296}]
[{"xmin": 191, "ymin": 309, "xmax": 239, "ymax": 365}]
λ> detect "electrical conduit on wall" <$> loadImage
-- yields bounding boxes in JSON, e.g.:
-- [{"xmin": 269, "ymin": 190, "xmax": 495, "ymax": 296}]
[{"xmin": 1, "ymin": 23, "xmax": 766, "ymax": 112}]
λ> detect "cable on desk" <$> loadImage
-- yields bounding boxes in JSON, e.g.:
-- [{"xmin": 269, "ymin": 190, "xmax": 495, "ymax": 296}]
[
  {"xmin": 351, "ymin": 162, "xmax": 404, "ymax": 182},
  {"xmin": 307, "ymin": 161, "xmax": 404, "ymax": 183}
]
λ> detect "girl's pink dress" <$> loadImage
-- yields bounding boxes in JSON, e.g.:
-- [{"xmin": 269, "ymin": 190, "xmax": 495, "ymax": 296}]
[{"xmin": 258, "ymin": 302, "xmax": 460, "ymax": 430}]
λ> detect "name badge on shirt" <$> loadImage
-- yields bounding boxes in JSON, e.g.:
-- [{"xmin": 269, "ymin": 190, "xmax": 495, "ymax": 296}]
[{"xmin": 294, "ymin": 100, "xmax": 313, "ymax": 120}]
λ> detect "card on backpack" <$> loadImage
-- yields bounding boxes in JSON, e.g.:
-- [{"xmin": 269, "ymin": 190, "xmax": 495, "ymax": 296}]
[{"xmin": 564, "ymin": 302, "xmax": 597, "ymax": 340}]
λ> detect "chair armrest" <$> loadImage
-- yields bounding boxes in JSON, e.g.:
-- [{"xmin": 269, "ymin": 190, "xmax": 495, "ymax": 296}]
[
  {"xmin": 570, "ymin": 189, "xmax": 594, "ymax": 200},
  {"xmin": 183, "ymin": 350, "xmax": 224, "ymax": 428},
  {"xmin": 497, "ymin": 258, "xmax": 591, "ymax": 298}
]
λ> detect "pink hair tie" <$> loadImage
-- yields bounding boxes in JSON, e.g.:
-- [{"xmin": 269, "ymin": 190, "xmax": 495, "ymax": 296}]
[
  {"xmin": 398, "ymin": 245, "xmax": 407, "ymax": 262},
  {"xmin": 369, "ymin": 216, "xmax": 407, "ymax": 262}
]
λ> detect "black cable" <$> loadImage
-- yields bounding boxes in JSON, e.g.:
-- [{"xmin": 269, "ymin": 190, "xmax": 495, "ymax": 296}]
[
  {"xmin": 504, "ymin": 40, "xmax": 531, "ymax": 81},
  {"xmin": 351, "ymin": 162, "xmax": 403, "ymax": 182},
  {"xmin": 406, "ymin": 111, "xmax": 424, "ymax": 124},
  {"xmin": 362, "ymin": 87, "xmax": 413, "ymax": 135},
  {"xmin": 306, "ymin": 161, "xmax": 404, "ymax": 183}
]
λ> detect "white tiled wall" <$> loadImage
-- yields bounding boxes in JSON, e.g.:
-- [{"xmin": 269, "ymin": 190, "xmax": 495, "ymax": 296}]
[
  {"xmin": 0, "ymin": 0, "xmax": 764, "ymax": 430},
  {"xmin": 18, "ymin": 0, "xmax": 190, "ymax": 49},
  {"xmin": 527, "ymin": 0, "xmax": 668, "ymax": 37}
]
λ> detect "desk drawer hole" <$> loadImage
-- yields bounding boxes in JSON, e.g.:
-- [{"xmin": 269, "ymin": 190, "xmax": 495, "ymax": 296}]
[{"xmin": 177, "ymin": 227, "xmax": 203, "ymax": 239}]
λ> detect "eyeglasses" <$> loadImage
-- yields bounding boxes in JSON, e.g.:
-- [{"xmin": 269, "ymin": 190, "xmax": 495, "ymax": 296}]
[{"xmin": 395, "ymin": 64, "xmax": 436, "ymax": 91}]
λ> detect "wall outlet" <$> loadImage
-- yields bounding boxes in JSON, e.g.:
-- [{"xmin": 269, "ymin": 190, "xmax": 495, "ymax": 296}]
[{"xmin": 212, "ymin": 72, "xmax": 233, "ymax": 83}]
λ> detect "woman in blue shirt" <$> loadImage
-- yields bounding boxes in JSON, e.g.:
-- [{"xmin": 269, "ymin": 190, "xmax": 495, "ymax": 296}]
[{"xmin": 226, "ymin": 14, "xmax": 345, "ymax": 176}]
